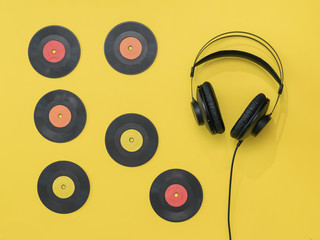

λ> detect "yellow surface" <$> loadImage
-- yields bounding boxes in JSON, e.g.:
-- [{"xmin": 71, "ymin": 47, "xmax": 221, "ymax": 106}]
[
  {"xmin": 52, "ymin": 176, "xmax": 75, "ymax": 199},
  {"xmin": 0, "ymin": 0, "xmax": 319, "ymax": 240}
]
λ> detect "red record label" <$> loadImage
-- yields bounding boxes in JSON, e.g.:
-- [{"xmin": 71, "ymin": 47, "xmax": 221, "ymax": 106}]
[
  {"xmin": 43, "ymin": 40, "xmax": 66, "ymax": 63},
  {"xmin": 165, "ymin": 184, "xmax": 188, "ymax": 207}
]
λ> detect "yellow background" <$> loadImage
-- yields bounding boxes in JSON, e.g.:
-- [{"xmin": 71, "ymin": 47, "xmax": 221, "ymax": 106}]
[{"xmin": 0, "ymin": 0, "xmax": 319, "ymax": 239}]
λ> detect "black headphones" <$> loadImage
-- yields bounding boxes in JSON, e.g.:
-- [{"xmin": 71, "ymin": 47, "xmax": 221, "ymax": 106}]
[{"xmin": 190, "ymin": 31, "xmax": 284, "ymax": 140}]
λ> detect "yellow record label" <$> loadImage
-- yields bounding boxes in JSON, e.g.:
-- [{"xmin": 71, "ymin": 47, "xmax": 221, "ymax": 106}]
[
  {"xmin": 52, "ymin": 176, "xmax": 75, "ymax": 199},
  {"xmin": 120, "ymin": 129, "xmax": 143, "ymax": 152}
]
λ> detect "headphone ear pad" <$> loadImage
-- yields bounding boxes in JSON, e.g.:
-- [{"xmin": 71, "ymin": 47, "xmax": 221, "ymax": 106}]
[
  {"xmin": 201, "ymin": 82, "xmax": 225, "ymax": 134},
  {"xmin": 231, "ymin": 93, "xmax": 269, "ymax": 140}
]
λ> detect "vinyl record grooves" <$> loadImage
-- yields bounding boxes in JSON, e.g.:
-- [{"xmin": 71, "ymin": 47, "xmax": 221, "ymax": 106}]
[
  {"xmin": 150, "ymin": 169, "xmax": 203, "ymax": 222},
  {"xmin": 105, "ymin": 113, "xmax": 158, "ymax": 167},
  {"xmin": 34, "ymin": 90, "xmax": 86, "ymax": 143},
  {"xmin": 28, "ymin": 25, "xmax": 80, "ymax": 78},
  {"xmin": 104, "ymin": 21, "xmax": 157, "ymax": 75},
  {"xmin": 37, "ymin": 161, "xmax": 90, "ymax": 214}
]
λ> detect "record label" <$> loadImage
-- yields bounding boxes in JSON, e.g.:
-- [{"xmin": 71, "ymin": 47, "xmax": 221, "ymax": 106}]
[
  {"xmin": 150, "ymin": 169, "xmax": 203, "ymax": 222},
  {"xmin": 28, "ymin": 25, "xmax": 80, "ymax": 78},
  {"xmin": 43, "ymin": 40, "xmax": 66, "ymax": 63},
  {"xmin": 37, "ymin": 161, "xmax": 90, "ymax": 214},
  {"xmin": 52, "ymin": 176, "xmax": 75, "ymax": 199},
  {"xmin": 104, "ymin": 21, "xmax": 157, "ymax": 75},
  {"xmin": 165, "ymin": 184, "xmax": 188, "ymax": 207},
  {"xmin": 105, "ymin": 113, "xmax": 158, "ymax": 167},
  {"xmin": 34, "ymin": 90, "xmax": 86, "ymax": 143},
  {"xmin": 119, "ymin": 37, "xmax": 142, "ymax": 60}
]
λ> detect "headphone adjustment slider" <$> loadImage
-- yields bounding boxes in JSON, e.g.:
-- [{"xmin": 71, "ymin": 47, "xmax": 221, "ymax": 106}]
[
  {"xmin": 278, "ymin": 83, "xmax": 284, "ymax": 94},
  {"xmin": 190, "ymin": 66, "xmax": 195, "ymax": 78}
]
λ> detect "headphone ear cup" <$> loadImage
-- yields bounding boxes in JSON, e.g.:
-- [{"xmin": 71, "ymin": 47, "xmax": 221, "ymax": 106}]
[
  {"xmin": 231, "ymin": 93, "xmax": 270, "ymax": 140},
  {"xmin": 191, "ymin": 98, "xmax": 204, "ymax": 125},
  {"xmin": 201, "ymin": 82, "xmax": 225, "ymax": 134}
]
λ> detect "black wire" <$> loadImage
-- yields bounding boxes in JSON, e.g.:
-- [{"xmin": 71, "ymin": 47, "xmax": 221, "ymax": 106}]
[{"xmin": 228, "ymin": 140, "xmax": 243, "ymax": 240}]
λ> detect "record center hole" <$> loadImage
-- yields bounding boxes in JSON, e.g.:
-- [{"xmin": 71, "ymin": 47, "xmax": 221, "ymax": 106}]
[
  {"xmin": 58, "ymin": 114, "xmax": 63, "ymax": 119},
  {"xmin": 128, "ymin": 45, "xmax": 133, "ymax": 51},
  {"xmin": 174, "ymin": 193, "xmax": 179, "ymax": 198},
  {"xmin": 129, "ymin": 137, "xmax": 134, "ymax": 143},
  {"xmin": 52, "ymin": 49, "xmax": 56, "ymax": 54},
  {"xmin": 61, "ymin": 184, "xmax": 66, "ymax": 190}
]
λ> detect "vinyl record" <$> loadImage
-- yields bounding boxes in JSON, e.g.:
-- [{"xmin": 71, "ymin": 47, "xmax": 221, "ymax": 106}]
[
  {"xmin": 37, "ymin": 161, "xmax": 90, "ymax": 214},
  {"xmin": 104, "ymin": 21, "xmax": 157, "ymax": 75},
  {"xmin": 28, "ymin": 25, "xmax": 80, "ymax": 78},
  {"xmin": 150, "ymin": 169, "xmax": 203, "ymax": 222},
  {"xmin": 105, "ymin": 113, "xmax": 158, "ymax": 167},
  {"xmin": 34, "ymin": 90, "xmax": 86, "ymax": 143}
]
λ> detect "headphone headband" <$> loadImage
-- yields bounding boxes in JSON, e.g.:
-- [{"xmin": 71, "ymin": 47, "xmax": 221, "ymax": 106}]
[
  {"xmin": 190, "ymin": 31, "xmax": 284, "ymax": 115},
  {"xmin": 192, "ymin": 31, "xmax": 284, "ymax": 81},
  {"xmin": 193, "ymin": 50, "xmax": 282, "ymax": 85}
]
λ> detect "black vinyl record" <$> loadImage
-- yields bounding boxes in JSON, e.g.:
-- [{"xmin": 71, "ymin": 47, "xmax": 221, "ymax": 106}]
[
  {"xmin": 150, "ymin": 169, "xmax": 203, "ymax": 222},
  {"xmin": 34, "ymin": 90, "xmax": 86, "ymax": 143},
  {"xmin": 104, "ymin": 21, "xmax": 157, "ymax": 75},
  {"xmin": 37, "ymin": 161, "xmax": 90, "ymax": 214},
  {"xmin": 28, "ymin": 25, "xmax": 80, "ymax": 78},
  {"xmin": 105, "ymin": 113, "xmax": 158, "ymax": 167}
]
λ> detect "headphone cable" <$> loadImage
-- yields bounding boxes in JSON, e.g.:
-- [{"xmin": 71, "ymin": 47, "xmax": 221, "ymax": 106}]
[{"xmin": 228, "ymin": 140, "xmax": 243, "ymax": 240}]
